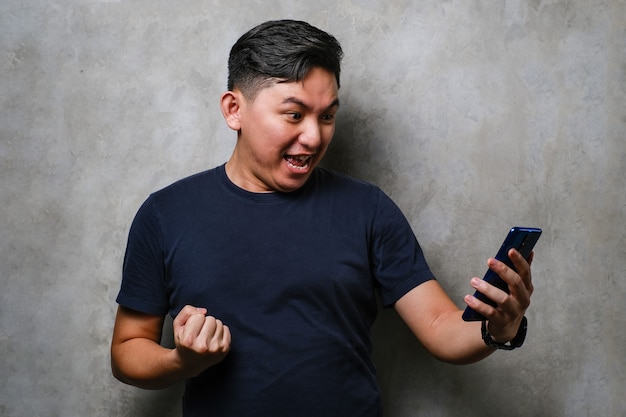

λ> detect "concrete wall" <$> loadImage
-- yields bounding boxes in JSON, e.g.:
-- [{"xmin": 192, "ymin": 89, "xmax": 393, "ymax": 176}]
[{"xmin": 1, "ymin": 1, "xmax": 624, "ymax": 416}]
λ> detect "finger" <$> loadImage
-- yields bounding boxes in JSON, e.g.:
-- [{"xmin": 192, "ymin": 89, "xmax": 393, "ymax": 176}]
[
  {"xmin": 199, "ymin": 316, "xmax": 218, "ymax": 340},
  {"xmin": 470, "ymin": 276, "xmax": 509, "ymax": 307},
  {"xmin": 487, "ymin": 256, "xmax": 526, "ymax": 294},
  {"xmin": 466, "ymin": 280, "xmax": 523, "ymax": 329},
  {"xmin": 177, "ymin": 313, "xmax": 208, "ymax": 348},
  {"xmin": 507, "ymin": 249, "xmax": 534, "ymax": 295},
  {"xmin": 200, "ymin": 317, "xmax": 230, "ymax": 352},
  {"xmin": 173, "ymin": 305, "xmax": 208, "ymax": 328},
  {"xmin": 222, "ymin": 325, "xmax": 232, "ymax": 348},
  {"xmin": 215, "ymin": 323, "xmax": 231, "ymax": 353},
  {"xmin": 218, "ymin": 325, "xmax": 232, "ymax": 354},
  {"xmin": 471, "ymin": 267, "xmax": 525, "ymax": 311},
  {"xmin": 464, "ymin": 291, "xmax": 497, "ymax": 319},
  {"xmin": 485, "ymin": 256, "xmax": 531, "ymax": 313}
]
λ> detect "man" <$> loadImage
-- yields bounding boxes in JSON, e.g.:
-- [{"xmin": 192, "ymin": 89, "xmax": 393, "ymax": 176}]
[{"xmin": 111, "ymin": 20, "xmax": 534, "ymax": 416}]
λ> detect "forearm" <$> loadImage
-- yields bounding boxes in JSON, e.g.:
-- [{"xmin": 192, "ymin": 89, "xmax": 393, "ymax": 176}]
[
  {"xmin": 419, "ymin": 309, "xmax": 494, "ymax": 365},
  {"xmin": 395, "ymin": 281, "xmax": 495, "ymax": 365},
  {"xmin": 111, "ymin": 338, "xmax": 189, "ymax": 390}
]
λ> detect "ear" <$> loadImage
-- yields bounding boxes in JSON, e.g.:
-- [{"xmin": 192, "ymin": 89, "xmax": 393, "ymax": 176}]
[{"xmin": 220, "ymin": 90, "xmax": 243, "ymax": 131}]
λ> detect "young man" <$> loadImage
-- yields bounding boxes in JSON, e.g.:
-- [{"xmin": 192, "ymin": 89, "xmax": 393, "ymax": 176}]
[{"xmin": 111, "ymin": 20, "xmax": 534, "ymax": 416}]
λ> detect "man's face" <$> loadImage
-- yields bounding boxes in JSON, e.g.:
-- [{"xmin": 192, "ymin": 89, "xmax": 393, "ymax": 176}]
[{"xmin": 225, "ymin": 67, "xmax": 339, "ymax": 193}]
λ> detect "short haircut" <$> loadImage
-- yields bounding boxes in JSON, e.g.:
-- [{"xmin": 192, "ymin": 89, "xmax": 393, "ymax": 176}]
[{"xmin": 227, "ymin": 20, "xmax": 344, "ymax": 99}]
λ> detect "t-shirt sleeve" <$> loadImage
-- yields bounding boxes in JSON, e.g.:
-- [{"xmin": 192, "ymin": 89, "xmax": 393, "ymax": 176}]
[
  {"xmin": 116, "ymin": 197, "xmax": 170, "ymax": 316},
  {"xmin": 370, "ymin": 190, "xmax": 435, "ymax": 308}
]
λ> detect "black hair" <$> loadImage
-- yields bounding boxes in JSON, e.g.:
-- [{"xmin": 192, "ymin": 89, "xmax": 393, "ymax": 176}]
[{"xmin": 227, "ymin": 20, "xmax": 343, "ymax": 99}]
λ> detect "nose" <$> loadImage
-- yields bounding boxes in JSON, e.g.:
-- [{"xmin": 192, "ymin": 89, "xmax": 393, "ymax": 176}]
[{"xmin": 298, "ymin": 119, "xmax": 323, "ymax": 149}]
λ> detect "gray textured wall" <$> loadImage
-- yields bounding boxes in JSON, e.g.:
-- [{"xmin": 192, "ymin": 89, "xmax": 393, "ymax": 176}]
[{"xmin": 1, "ymin": 1, "xmax": 625, "ymax": 416}]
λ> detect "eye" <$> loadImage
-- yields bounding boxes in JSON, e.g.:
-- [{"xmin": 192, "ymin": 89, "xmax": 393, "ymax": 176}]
[
  {"xmin": 320, "ymin": 113, "xmax": 337, "ymax": 124},
  {"xmin": 288, "ymin": 112, "xmax": 303, "ymax": 121}
]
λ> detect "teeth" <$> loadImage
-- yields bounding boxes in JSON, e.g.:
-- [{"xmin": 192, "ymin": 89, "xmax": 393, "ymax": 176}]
[
  {"xmin": 284, "ymin": 154, "xmax": 311, "ymax": 162},
  {"xmin": 285, "ymin": 154, "xmax": 311, "ymax": 169}
]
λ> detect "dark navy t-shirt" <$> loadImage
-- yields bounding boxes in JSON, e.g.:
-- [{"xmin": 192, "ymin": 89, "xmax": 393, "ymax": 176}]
[{"xmin": 117, "ymin": 164, "xmax": 433, "ymax": 416}]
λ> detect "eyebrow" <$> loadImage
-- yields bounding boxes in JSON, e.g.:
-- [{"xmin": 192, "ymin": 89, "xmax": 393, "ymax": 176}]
[{"xmin": 281, "ymin": 97, "xmax": 340, "ymax": 111}]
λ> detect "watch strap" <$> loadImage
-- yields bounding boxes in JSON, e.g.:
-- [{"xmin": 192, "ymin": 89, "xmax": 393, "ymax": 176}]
[{"xmin": 481, "ymin": 316, "xmax": 527, "ymax": 350}]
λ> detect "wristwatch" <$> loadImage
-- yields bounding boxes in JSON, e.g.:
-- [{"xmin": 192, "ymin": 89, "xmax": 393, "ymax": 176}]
[{"xmin": 481, "ymin": 316, "xmax": 527, "ymax": 350}]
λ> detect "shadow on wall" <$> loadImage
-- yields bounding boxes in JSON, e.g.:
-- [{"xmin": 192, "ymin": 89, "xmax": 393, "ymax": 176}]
[
  {"xmin": 370, "ymin": 303, "xmax": 561, "ymax": 417},
  {"xmin": 321, "ymin": 96, "xmax": 399, "ymax": 189},
  {"xmin": 321, "ymin": 98, "xmax": 561, "ymax": 417}
]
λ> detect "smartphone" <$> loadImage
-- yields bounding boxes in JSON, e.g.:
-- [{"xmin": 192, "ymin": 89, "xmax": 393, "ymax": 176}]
[{"xmin": 462, "ymin": 227, "xmax": 542, "ymax": 322}]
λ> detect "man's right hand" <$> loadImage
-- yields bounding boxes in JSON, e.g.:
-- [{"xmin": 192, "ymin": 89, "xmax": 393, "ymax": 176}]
[
  {"xmin": 172, "ymin": 305, "xmax": 232, "ymax": 376},
  {"xmin": 111, "ymin": 304, "xmax": 232, "ymax": 389}
]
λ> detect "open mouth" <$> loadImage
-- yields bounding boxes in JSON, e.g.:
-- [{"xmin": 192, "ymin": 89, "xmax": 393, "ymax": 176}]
[{"xmin": 284, "ymin": 154, "xmax": 312, "ymax": 170}]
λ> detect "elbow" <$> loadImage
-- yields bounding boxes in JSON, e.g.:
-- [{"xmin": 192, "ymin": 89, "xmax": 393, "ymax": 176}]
[
  {"xmin": 424, "ymin": 343, "xmax": 494, "ymax": 366},
  {"xmin": 110, "ymin": 348, "xmax": 177, "ymax": 390},
  {"xmin": 110, "ymin": 345, "xmax": 142, "ymax": 388},
  {"xmin": 432, "ymin": 353, "xmax": 486, "ymax": 366},
  {"xmin": 110, "ymin": 361, "xmax": 162, "ymax": 390},
  {"xmin": 110, "ymin": 352, "xmax": 132, "ymax": 386}
]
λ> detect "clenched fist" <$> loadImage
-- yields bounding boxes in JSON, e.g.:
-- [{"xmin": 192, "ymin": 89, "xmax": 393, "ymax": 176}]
[{"xmin": 173, "ymin": 305, "xmax": 232, "ymax": 376}]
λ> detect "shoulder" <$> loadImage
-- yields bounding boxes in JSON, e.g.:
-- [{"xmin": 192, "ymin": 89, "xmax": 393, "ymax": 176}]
[
  {"xmin": 151, "ymin": 167, "xmax": 220, "ymax": 199},
  {"xmin": 311, "ymin": 167, "xmax": 400, "ymax": 211},
  {"xmin": 135, "ymin": 166, "xmax": 224, "ymax": 222}
]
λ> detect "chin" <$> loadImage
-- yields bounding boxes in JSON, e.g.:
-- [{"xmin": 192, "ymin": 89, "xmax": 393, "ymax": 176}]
[
  {"xmin": 272, "ymin": 166, "xmax": 314, "ymax": 192},
  {"xmin": 275, "ymin": 176, "xmax": 310, "ymax": 193}
]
